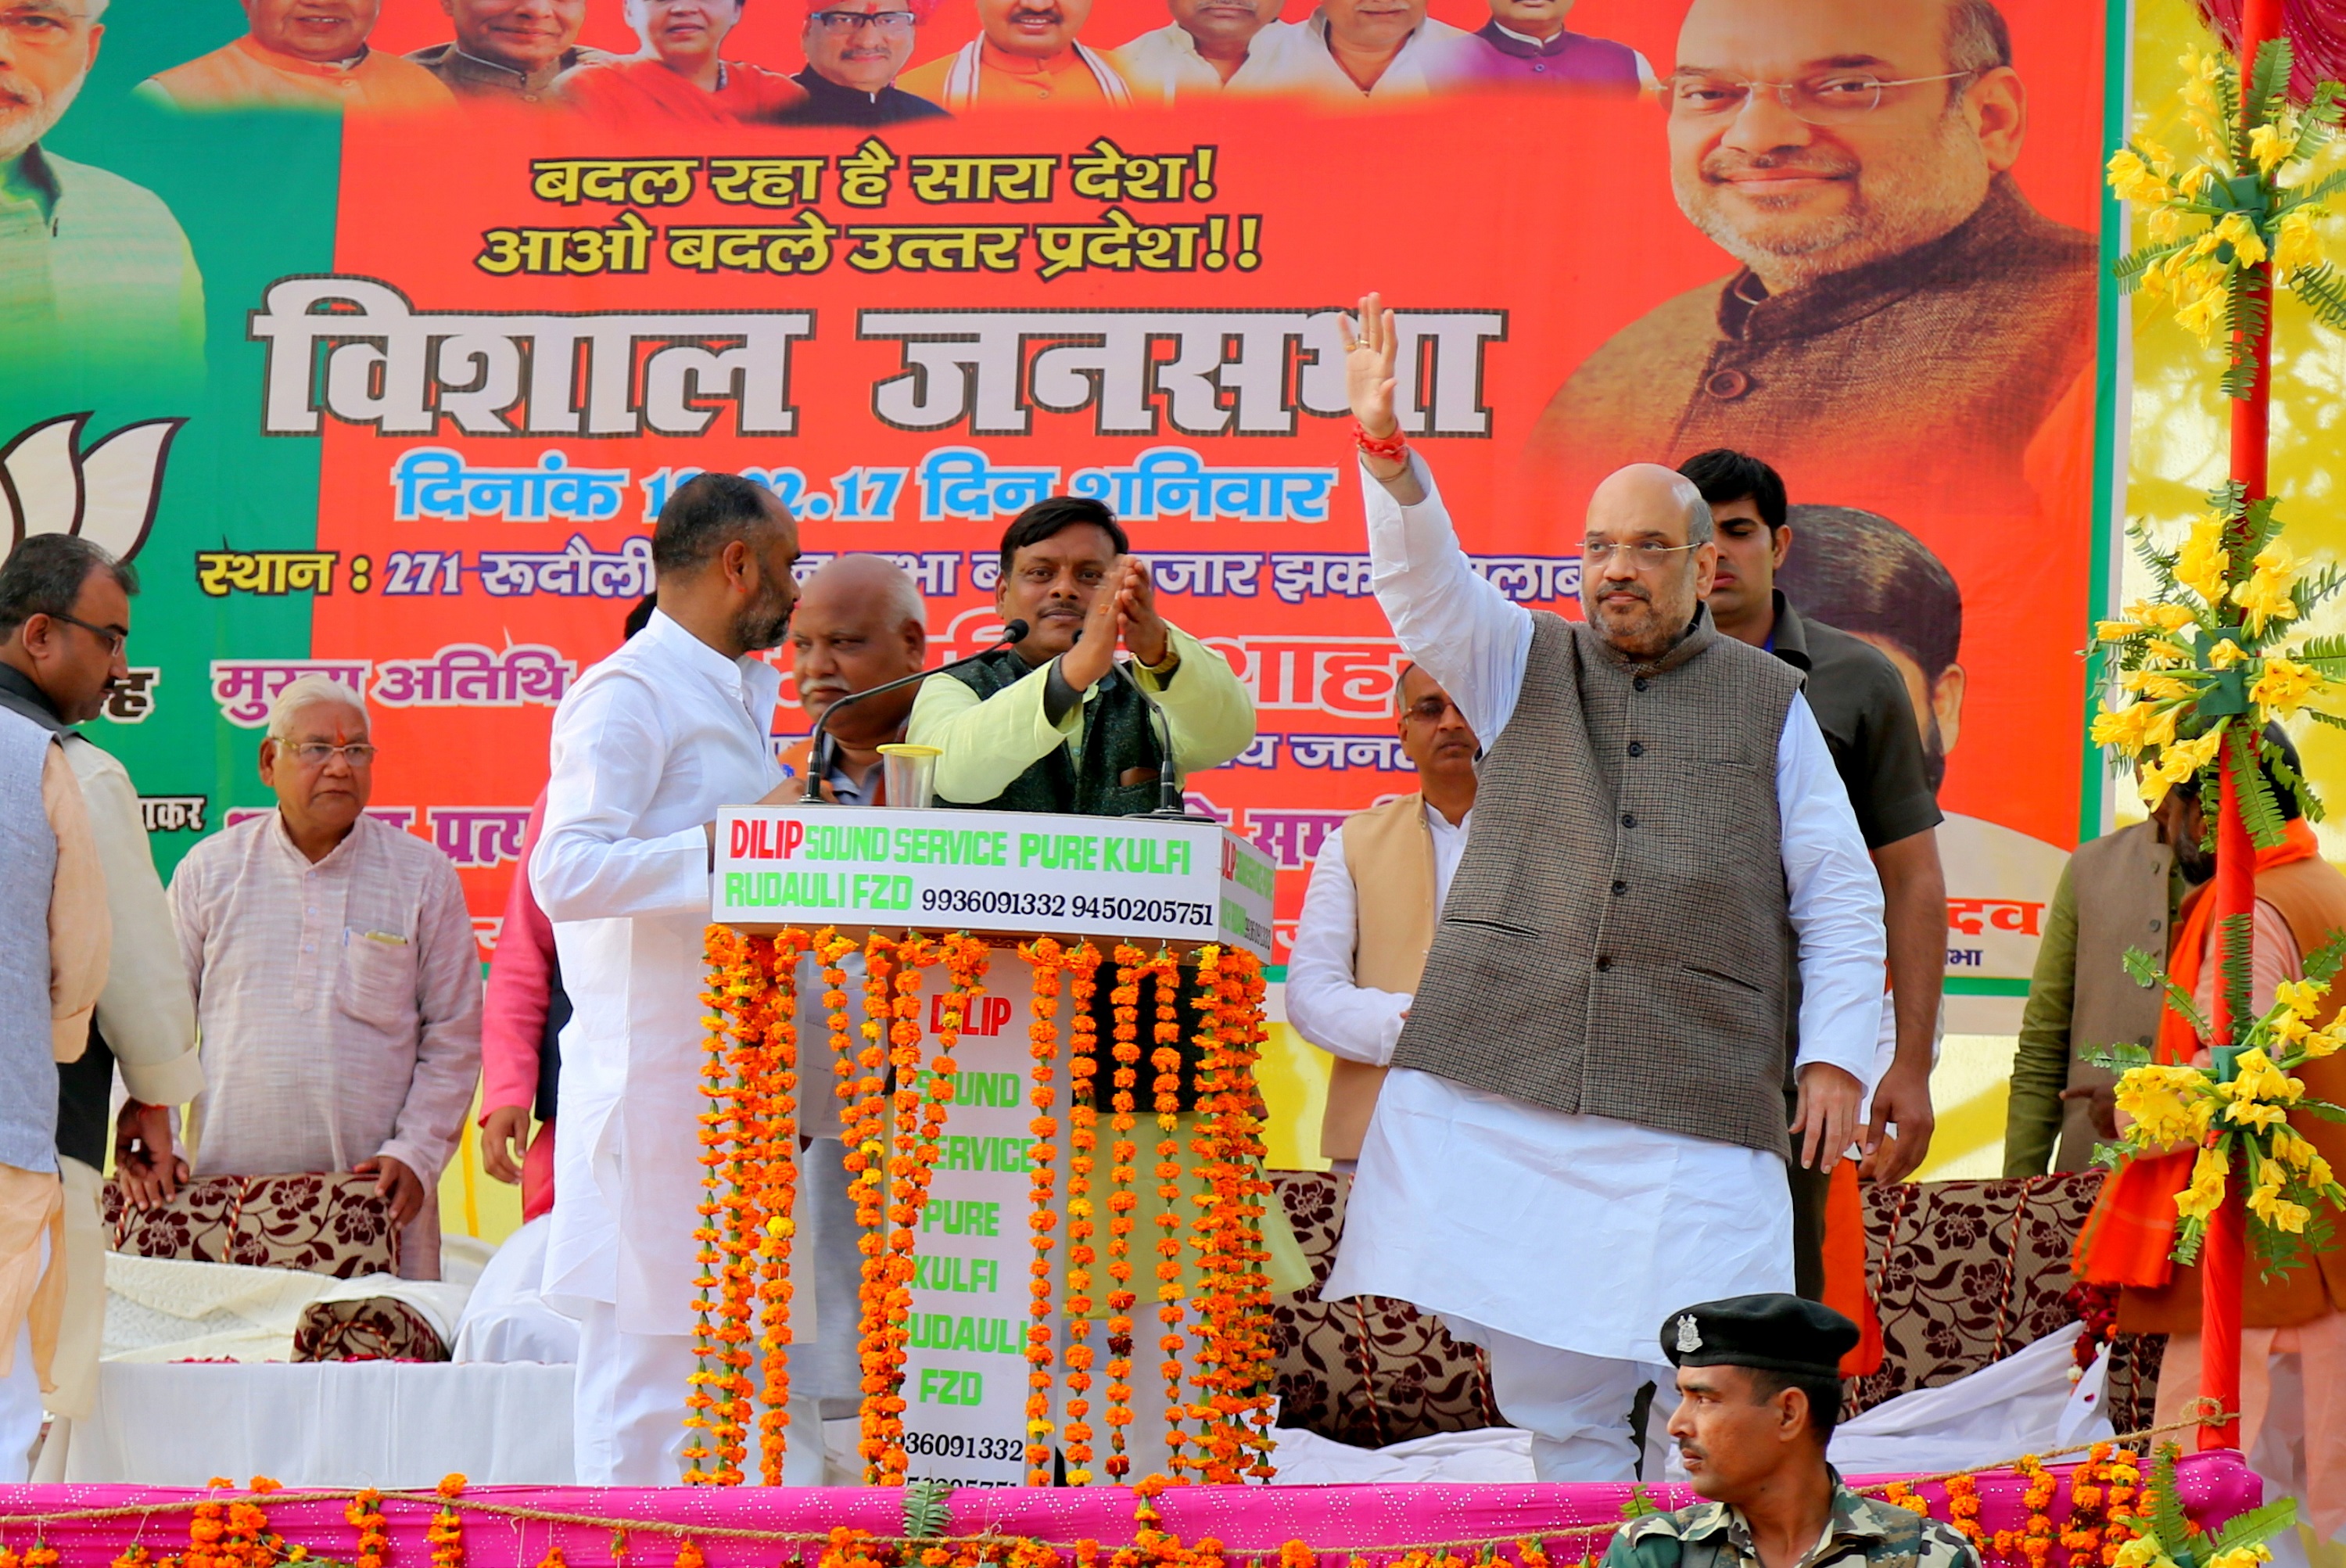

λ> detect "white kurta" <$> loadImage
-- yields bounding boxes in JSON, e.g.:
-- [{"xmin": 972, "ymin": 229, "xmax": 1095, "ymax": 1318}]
[
  {"xmin": 532, "ymin": 610, "xmax": 784, "ymax": 1339},
  {"xmin": 1322, "ymin": 455, "xmax": 1887, "ymax": 1365},
  {"xmin": 1285, "ymin": 805, "xmax": 1469, "ymax": 1068}
]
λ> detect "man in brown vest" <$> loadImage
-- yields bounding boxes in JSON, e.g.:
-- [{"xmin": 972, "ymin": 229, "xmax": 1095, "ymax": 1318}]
[
  {"xmin": 2000, "ymin": 816, "xmax": 2190, "ymax": 1176},
  {"xmin": 1287, "ymin": 663, "xmax": 1479, "ymax": 1164},
  {"xmin": 1321, "ymin": 295, "xmax": 1886, "ymax": 1482}
]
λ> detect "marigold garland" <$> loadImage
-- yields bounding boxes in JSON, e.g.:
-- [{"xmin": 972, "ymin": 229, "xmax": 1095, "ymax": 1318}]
[
  {"xmin": 1945, "ymin": 1473, "xmax": 1989, "ymax": 1563},
  {"xmin": 1146, "ymin": 953, "xmax": 1189, "ymax": 1477},
  {"xmin": 1062, "ymin": 942, "xmax": 1104, "ymax": 1485},
  {"xmin": 853, "ymin": 933, "xmax": 903, "ymax": 1484},
  {"xmin": 1017, "ymin": 937, "xmax": 1067, "ymax": 1486},
  {"xmin": 426, "ymin": 1477, "xmax": 465, "ymax": 1568},
  {"xmin": 1104, "ymin": 943, "xmax": 1148, "ymax": 1480},
  {"xmin": 346, "ymin": 1488, "xmax": 389, "ymax": 1568}
]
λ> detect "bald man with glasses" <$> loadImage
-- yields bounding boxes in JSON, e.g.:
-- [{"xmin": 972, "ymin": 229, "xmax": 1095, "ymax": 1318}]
[{"xmin": 775, "ymin": 0, "xmax": 947, "ymax": 124}]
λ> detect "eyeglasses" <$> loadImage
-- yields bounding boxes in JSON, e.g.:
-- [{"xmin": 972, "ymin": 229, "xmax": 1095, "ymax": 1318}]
[
  {"xmin": 282, "ymin": 741, "xmax": 378, "ymax": 766},
  {"xmin": 1664, "ymin": 70, "xmax": 1975, "ymax": 124},
  {"xmin": 1581, "ymin": 540, "xmax": 1703, "ymax": 569},
  {"xmin": 809, "ymin": 9, "xmax": 917, "ymax": 34},
  {"xmin": 1404, "ymin": 698, "xmax": 1463, "ymax": 723},
  {"xmin": 46, "ymin": 611, "xmax": 127, "ymax": 656}
]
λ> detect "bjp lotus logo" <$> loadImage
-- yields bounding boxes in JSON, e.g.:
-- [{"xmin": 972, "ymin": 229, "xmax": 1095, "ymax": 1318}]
[{"xmin": 2, "ymin": 414, "xmax": 185, "ymax": 564}]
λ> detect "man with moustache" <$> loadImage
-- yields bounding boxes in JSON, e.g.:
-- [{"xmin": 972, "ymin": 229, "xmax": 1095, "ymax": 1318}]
[
  {"xmin": 1531, "ymin": 0, "xmax": 2095, "ymax": 513},
  {"xmin": 1677, "ymin": 451, "xmax": 1943, "ymax": 1302},
  {"xmin": 897, "ymin": 0, "xmax": 1130, "ymax": 109},
  {"xmin": 906, "ymin": 496, "xmax": 1254, "ymax": 815},
  {"xmin": 532, "ymin": 473, "xmax": 809, "ymax": 1484},
  {"xmin": 408, "ymin": 0, "xmax": 613, "ymax": 104},
  {"xmin": 1111, "ymin": 0, "xmax": 1290, "ymax": 102},
  {"xmin": 142, "ymin": 0, "xmax": 456, "ymax": 112},
  {"xmin": 1607, "ymin": 1296, "xmax": 1976, "ymax": 1568},
  {"xmin": 781, "ymin": 554, "xmax": 930, "ymax": 803},
  {"xmin": 1245, "ymin": 0, "xmax": 1479, "ymax": 100},
  {"xmin": 775, "ymin": 0, "xmax": 948, "ymax": 124},
  {"xmin": 1325, "ymin": 296, "xmax": 1884, "ymax": 1482},
  {"xmin": 558, "ymin": 0, "xmax": 805, "ymax": 123},
  {"xmin": 2, "ymin": 0, "xmax": 205, "ymax": 388},
  {"xmin": 1287, "ymin": 663, "xmax": 1480, "ymax": 1169}
]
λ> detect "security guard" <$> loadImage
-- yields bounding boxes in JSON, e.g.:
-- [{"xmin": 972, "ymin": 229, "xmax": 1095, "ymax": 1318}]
[{"xmin": 1605, "ymin": 1295, "xmax": 1978, "ymax": 1568}]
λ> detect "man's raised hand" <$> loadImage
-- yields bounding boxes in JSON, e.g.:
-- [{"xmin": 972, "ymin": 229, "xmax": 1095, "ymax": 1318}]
[
  {"xmin": 1060, "ymin": 565, "xmax": 1124, "ymax": 693},
  {"xmin": 1115, "ymin": 558, "xmax": 1169, "ymax": 667}
]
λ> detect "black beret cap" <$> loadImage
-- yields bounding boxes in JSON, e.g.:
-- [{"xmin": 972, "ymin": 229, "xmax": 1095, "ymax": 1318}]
[{"xmin": 1659, "ymin": 1294, "xmax": 1858, "ymax": 1378}]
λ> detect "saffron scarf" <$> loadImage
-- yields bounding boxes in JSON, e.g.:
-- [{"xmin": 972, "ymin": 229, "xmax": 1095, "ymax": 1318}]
[{"xmin": 2075, "ymin": 816, "xmax": 2321, "ymax": 1286}]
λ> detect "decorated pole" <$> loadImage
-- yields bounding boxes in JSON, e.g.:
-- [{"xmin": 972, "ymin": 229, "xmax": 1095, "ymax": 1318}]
[{"xmin": 2200, "ymin": 0, "xmax": 2283, "ymax": 1455}]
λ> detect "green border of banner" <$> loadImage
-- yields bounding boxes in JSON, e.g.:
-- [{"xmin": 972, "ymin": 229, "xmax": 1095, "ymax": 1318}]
[{"xmin": 2084, "ymin": 0, "xmax": 2134, "ymax": 845}]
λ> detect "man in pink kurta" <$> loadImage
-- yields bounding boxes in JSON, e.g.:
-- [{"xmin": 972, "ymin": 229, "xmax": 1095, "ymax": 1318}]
[{"xmin": 480, "ymin": 795, "xmax": 561, "ymax": 1222}]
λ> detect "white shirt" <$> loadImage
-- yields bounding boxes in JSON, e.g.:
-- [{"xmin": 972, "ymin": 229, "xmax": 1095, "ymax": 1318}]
[
  {"xmin": 1110, "ymin": 20, "xmax": 1292, "ymax": 102},
  {"xmin": 1321, "ymin": 454, "xmax": 1886, "ymax": 1364},
  {"xmin": 1241, "ymin": 9, "xmax": 1483, "ymax": 99},
  {"xmin": 531, "ymin": 609, "xmax": 785, "ymax": 1337},
  {"xmin": 1285, "ymin": 801, "xmax": 1469, "ymax": 1068}
]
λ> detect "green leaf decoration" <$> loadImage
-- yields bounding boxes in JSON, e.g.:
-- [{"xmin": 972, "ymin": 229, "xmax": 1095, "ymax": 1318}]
[
  {"xmin": 2219, "ymin": 910, "xmax": 2258, "ymax": 1047},
  {"xmin": 2249, "ymin": 37, "xmax": 2295, "ymax": 132},
  {"xmin": 1620, "ymin": 1484, "xmax": 1663, "ymax": 1520},
  {"xmin": 2300, "ymin": 930, "xmax": 2346, "ymax": 988},
  {"xmin": 2290, "ymin": 261, "xmax": 2346, "ymax": 330},
  {"xmin": 2209, "ymin": 1498, "xmax": 2298, "ymax": 1554},
  {"xmin": 2150, "ymin": 1444, "xmax": 2194, "ymax": 1566},
  {"xmin": 903, "ymin": 1480, "xmax": 952, "ymax": 1541}
]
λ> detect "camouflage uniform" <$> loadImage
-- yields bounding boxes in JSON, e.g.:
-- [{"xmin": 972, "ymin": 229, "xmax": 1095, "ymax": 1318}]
[{"xmin": 1603, "ymin": 1474, "xmax": 1979, "ymax": 1568}]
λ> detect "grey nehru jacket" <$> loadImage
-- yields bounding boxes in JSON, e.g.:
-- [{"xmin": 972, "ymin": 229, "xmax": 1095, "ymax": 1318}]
[
  {"xmin": 1390, "ymin": 610, "xmax": 1806, "ymax": 1157},
  {"xmin": 0, "ymin": 709, "xmax": 58, "ymax": 1172}
]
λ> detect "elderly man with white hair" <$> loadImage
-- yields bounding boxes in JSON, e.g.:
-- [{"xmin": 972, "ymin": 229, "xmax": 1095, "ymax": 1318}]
[
  {"xmin": 2, "ymin": 0, "xmax": 205, "ymax": 383},
  {"xmin": 1323, "ymin": 296, "xmax": 1885, "ymax": 1482},
  {"xmin": 167, "ymin": 674, "xmax": 482, "ymax": 1279}
]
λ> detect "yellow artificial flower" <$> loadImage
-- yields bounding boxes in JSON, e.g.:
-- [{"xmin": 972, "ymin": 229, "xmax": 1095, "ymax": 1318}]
[
  {"xmin": 2273, "ymin": 1009, "xmax": 2313, "ymax": 1046},
  {"xmin": 2233, "ymin": 541, "xmax": 2301, "ymax": 632},
  {"xmin": 2305, "ymin": 1024, "xmax": 2346, "ymax": 1061},
  {"xmin": 2233, "ymin": 1049, "xmax": 2305, "ymax": 1103},
  {"xmin": 2108, "ymin": 146, "xmax": 2166, "ymax": 202},
  {"xmin": 2276, "ymin": 978, "xmax": 2326, "ymax": 1020},
  {"xmin": 2178, "ymin": 513, "xmax": 2233, "ymax": 602},
  {"xmin": 2208, "ymin": 1545, "xmax": 2274, "ymax": 1568},
  {"xmin": 2139, "ymin": 747, "xmax": 2197, "ymax": 809},
  {"xmin": 2247, "ymin": 1182, "xmax": 2313, "ymax": 1233},
  {"xmin": 2148, "ymin": 206, "xmax": 2190, "ymax": 246},
  {"xmin": 2176, "ymin": 1145, "xmax": 2229, "ymax": 1219},
  {"xmin": 2136, "ymin": 600, "xmax": 2197, "ymax": 632},
  {"xmin": 2252, "ymin": 655, "xmax": 2323, "ymax": 716},
  {"xmin": 2098, "ymin": 619, "xmax": 2143, "ymax": 643},
  {"xmin": 2168, "ymin": 729, "xmax": 2225, "ymax": 772},
  {"xmin": 2092, "ymin": 700, "xmax": 2179, "ymax": 757},
  {"xmin": 2272, "ymin": 1129, "xmax": 2313, "ymax": 1170},
  {"xmin": 2249, "ymin": 122, "xmax": 2292, "ymax": 174},
  {"xmin": 2213, "ymin": 211, "xmax": 2270, "ymax": 266},
  {"xmin": 2209, "ymin": 637, "xmax": 2248, "ymax": 668},
  {"xmin": 2123, "ymin": 669, "xmax": 2194, "ymax": 701},
  {"xmin": 2115, "ymin": 1063, "xmax": 2206, "ymax": 1146},
  {"xmin": 2145, "ymin": 637, "xmax": 2195, "ymax": 665},
  {"xmin": 2175, "ymin": 282, "xmax": 2228, "ymax": 339},
  {"xmin": 2114, "ymin": 1540, "xmax": 2176, "ymax": 1568},
  {"xmin": 2277, "ymin": 208, "xmax": 2324, "ymax": 275}
]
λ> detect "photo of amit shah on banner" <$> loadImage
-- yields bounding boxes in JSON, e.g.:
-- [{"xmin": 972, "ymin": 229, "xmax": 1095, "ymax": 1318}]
[{"xmin": 1529, "ymin": 0, "xmax": 2097, "ymax": 519}]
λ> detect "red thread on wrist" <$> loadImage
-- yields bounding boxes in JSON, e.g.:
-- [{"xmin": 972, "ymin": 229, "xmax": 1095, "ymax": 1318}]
[{"xmin": 1353, "ymin": 421, "xmax": 1408, "ymax": 461}]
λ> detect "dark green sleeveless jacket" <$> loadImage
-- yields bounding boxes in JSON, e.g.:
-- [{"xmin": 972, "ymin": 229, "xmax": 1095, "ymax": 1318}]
[{"xmin": 942, "ymin": 649, "xmax": 1165, "ymax": 817}]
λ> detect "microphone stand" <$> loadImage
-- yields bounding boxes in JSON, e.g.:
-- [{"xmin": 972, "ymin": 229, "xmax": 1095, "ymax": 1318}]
[
  {"xmin": 798, "ymin": 619, "xmax": 1030, "ymax": 804},
  {"xmin": 1116, "ymin": 656, "xmax": 1221, "ymax": 822}
]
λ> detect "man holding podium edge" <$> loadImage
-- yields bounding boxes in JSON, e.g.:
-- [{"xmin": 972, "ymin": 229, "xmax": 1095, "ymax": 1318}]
[
  {"xmin": 1322, "ymin": 293, "xmax": 1887, "ymax": 1483},
  {"xmin": 906, "ymin": 496, "xmax": 1257, "ymax": 813}
]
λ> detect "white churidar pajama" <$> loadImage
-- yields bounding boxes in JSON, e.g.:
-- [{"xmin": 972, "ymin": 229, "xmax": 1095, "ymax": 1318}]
[
  {"xmin": 1320, "ymin": 454, "xmax": 1886, "ymax": 1481},
  {"xmin": 535, "ymin": 609, "xmax": 795, "ymax": 1486}
]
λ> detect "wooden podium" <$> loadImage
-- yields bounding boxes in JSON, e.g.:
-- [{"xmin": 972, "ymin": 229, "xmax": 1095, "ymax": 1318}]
[{"xmin": 696, "ymin": 806, "xmax": 1279, "ymax": 1488}]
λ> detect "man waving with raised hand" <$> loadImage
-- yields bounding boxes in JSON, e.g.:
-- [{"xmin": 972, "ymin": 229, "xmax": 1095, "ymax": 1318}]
[{"xmin": 1318, "ymin": 292, "xmax": 1886, "ymax": 1483}]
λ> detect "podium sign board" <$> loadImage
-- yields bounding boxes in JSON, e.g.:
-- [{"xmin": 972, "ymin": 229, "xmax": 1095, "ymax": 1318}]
[
  {"xmin": 712, "ymin": 805, "xmax": 1276, "ymax": 958},
  {"xmin": 708, "ymin": 806, "xmax": 1275, "ymax": 1483}
]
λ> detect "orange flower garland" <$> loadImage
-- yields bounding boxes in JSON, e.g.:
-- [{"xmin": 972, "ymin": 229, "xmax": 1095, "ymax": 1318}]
[
  {"xmin": 1184, "ymin": 946, "xmax": 1277, "ymax": 1483},
  {"xmin": 753, "ymin": 931, "xmax": 809, "ymax": 1483},
  {"xmin": 427, "ymin": 1477, "xmax": 465, "ymax": 1568},
  {"xmin": 1062, "ymin": 942, "xmax": 1104, "ymax": 1485},
  {"xmin": 1147, "ymin": 953, "xmax": 1189, "ymax": 1478},
  {"xmin": 852, "ymin": 933, "xmax": 902, "ymax": 1484},
  {"xmin": 346, "ymin": 1489, "xmax": 389, "ymax": 1568},
  {"xmin": 687, "ymin": 928, "xmax": 756, "ymax": 1484},
  {"xmin": 1018, "ymin": 937, "xmax": 1067, "ymax": 1486},
  {"xmin": 1104, "ymin": 944, "xmax": 1148, "ymax": 1480},
  {"xmin": 1944, "ymin": 1471, "xmax": 1989, "ymax": 1564}
]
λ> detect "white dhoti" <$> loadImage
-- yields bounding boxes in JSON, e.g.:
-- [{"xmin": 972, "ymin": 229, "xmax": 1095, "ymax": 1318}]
[{"xmin": 1323, "ymin": 1068, "xmax": 1794, "ymax": 1481}]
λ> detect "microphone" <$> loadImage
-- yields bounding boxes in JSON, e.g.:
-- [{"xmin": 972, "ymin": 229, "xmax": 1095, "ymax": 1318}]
[
  {"xmin": 798, "ymin": 619, "xmax": 1030, "ymax": 803},
  {"xmin": 1116, "ymin": 655, "xmax": 1219, "ymax": 822}
]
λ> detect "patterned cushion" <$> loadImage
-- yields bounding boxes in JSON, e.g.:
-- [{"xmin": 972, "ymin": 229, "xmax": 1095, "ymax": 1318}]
[
  {"xmin": 1269, "ymin": 1172, "xmax": 1498, "ymax": 1446},
  {"xmin": 102, "ymin": 1173, "xmax": 400, "ymax": 1279},
  {"xmin": 293, "ymin": 1297, "xmax": 448, "ymax": 1362},
  {"xmin": 1271, "ymin": 1168, "xmax": 2158, "ymax": 1445},
  {"xmin": 1848, "ymin": 1170, "xmax": 2112, "ymax": 1416}
]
